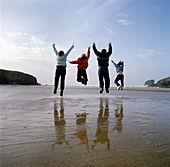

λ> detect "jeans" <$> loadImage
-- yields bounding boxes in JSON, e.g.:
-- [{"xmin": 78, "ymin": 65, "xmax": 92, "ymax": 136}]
[
  {"xmin": 114, "ymin": 74, "xmax": 124, "ymax": 87},
  {"xmin": 54, "ymin": 66, "xmax": 66, "ymax": 91},
  {"xmin": 98, "ymin": 66, "xmax": 110, "ymax": 89},
  {"xmin": 77, "ymin": 69, "xmax": 88, "ymax": 83}
]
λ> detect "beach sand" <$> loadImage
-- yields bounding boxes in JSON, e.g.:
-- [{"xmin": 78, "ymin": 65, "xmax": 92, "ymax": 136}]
[{"xmin": 0, "ymin": 85, "xmax": 170, "ymax": 167}]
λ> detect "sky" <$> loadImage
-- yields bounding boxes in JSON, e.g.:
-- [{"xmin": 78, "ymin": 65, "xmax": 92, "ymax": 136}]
[{"xmin": 0, "ymin": 0, "xmax": 170, "ymax": 86}]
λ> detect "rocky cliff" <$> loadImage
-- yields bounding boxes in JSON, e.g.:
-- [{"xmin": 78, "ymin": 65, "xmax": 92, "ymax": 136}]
[
  {"xmin": 145, "ymin": 77, "xmax": 170, "ymax": 88},
  {"xmin": 156, "ymin": 77, "xmax": 170, "ymax": 88},
  {"xmin": 144, "ymin": 80, "xmax": 155, "ymax": 87},
  {"xmin": 0, "ymin": 69, "xmax": 40, "ymax": 85}
]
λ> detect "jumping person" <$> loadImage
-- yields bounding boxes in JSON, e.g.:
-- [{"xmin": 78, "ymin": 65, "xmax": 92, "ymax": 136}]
[
  {"xmin": 52, "ymin": 43, "xmax": 74, "ymax": 96},
  {"xmin": 92, "ymin": 43, "xmax": 112, "ymax": 93},
  {"xmin": 69, "ymin": 47, "xmax": 90, "ymax": 85},
  {"xmin": 111, "ymin": 60, "xmax": 124, "ymax": 90}
]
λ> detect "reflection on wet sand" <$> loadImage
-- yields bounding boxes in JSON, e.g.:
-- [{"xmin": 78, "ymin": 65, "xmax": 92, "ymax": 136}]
[
  {"xmin": 73, "ymin": 112, "xmax": 89, "ymax": 149},
  {"xmin": 53, "ymin": 97, "xmax": 124, "ymax": 152},
  {"xmin": 110, "ymin": 101, "xmax": 124, "ymax": 134},
  {"xmin": 92, "ymin": 97, "xmax": 110, "ymax": 150},
  {"xmin": 1, "ymin": 86, "xmax": 170, "ymax": 167},
  {"xmin": 53, "ymin": 98, "xmax": 70, "ymax": 147}
]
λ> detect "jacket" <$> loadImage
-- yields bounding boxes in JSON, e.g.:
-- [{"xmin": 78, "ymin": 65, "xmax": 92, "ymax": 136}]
[
  {"xmin": 53, "ymin": 44, "xmax": 74, "ymax": 67},
  {"xmin": 69, "ymin": 48, "xmax": 90, "ymax": 69},
  {"xmin": 93, "ymin": 44, "xmax": 112, "ymax": 67},
  {"xmin": 111, "ymin": 60, "xmax": 124, "ymax": 73}
]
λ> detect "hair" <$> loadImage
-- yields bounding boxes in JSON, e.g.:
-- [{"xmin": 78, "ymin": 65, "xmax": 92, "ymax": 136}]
[
  {"xmin": 118, "ymin": 61, "xmax": 124, "ymax": 66},
  {"xmin": 59, "ymin": 50, "xmax": 64, "ymax": 56},
  {"xmin": 80, "ymin": 53, "xmax": 86, "ymax": 60},
  {"xmin": 101, "ymin": 49, "xmax": 106, "ymax": 54}
]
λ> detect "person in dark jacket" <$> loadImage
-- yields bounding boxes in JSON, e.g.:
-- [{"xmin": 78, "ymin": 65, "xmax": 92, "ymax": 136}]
[{"xmin": 92, "ymin": 42, "xmax": 112, "ymax": 93}]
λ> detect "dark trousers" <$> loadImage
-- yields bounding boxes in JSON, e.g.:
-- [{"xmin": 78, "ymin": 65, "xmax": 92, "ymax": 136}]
[
  {"xmin": 54, "ymin": 66, "xmax": 66, "ymax": 91},
  {"xmin": 98, "ymin": 66, "xmax": 110, "ymax": 89},
  {"xmin": 114, "ymin": 74, "xmax": 124, "ymax": 87},
  {"xmin": 77, "ymin": 69, "xmax": 88, "ymax": 83}
]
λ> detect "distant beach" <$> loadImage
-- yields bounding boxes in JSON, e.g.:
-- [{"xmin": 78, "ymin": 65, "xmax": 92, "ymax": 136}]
[{"xmin": 0, "ymin": 85, "xmax": 170, "ymax": 167}]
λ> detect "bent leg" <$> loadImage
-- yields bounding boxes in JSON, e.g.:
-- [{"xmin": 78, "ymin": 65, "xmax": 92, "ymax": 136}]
[
  {"xmin": 77, "ymin": 69, "xmax": 82, "ymax": 82},
  {"xmin": 82, "ymin": 69, "xmax": 88, "ymax": 82},
  {"xmin": 114, "ymin": 75, "xmax": 120, "ymax": 87},
  {"xmin": 81, "ymin": 69, "xmax": 88, "ymax": 85},
  {"xmin": 121, "ymin": 74, "xmax": 124, "ymax": 87}
]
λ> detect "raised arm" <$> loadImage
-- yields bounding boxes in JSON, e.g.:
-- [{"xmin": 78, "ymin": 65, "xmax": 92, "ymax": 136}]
[
  {"xmin": 92, "ymin": 43, "xmax": 100, "ymax": 56},
  {"xmin": 86, "ymin": 47, "xmax": 90, "ymax": 59},
  {"xmin": 111, "ymin": 60, "xmax": 117, "ymax": 68},
  {"xmin": 65, "ymin": 43, "xmax": 74, "ymax": 57},
  {"xmin": 108, "ymin": 42, "xmax": 112, "ymax": 55},
  {"xmin": 52, "ymin": 43, "xmax": 58, "ymax": 55}
]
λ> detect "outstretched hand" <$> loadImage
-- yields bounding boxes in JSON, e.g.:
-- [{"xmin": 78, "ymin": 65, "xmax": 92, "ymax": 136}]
[
  {"xmin": 109, "ymin": 42, "xmax": 112, "ymax": 46},
  {"xmin": 52, "ymin": 43, "xmax": 55, "ymax": 47},
  {"xmin": 93, "ymin": 42, "xmax": 95, "ymax": 46},
  {"xmin": 88, "ymin": 47, "xmax": 91, "ymax": 50}
]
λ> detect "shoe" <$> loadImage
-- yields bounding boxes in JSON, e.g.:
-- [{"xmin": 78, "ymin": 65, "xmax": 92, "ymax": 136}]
[
  {"xmin": 60, "ymin": 90, "xmax": 63, "ymax": 96},
  {"xmin": 120, "ymin": 86, "xmax": 123, "ymax": 90},
  {"xmin": 53, "ymin": 88, "xmax": 57, "ymax": 94},
  {"xmin": 81, "ymin": 78, "xmax": 87, "ymax": 85},
  {"xmin": 100, "ymin": 88, "xmax": 104, "ymax": 94},
  {"xmin": 106, "ymin": 88, "xmax": 109, "ymax": 93},
  {"xmin": 82, "ymin": 81, "xmax": 87, "ymax": 85},
  {"xmin": 117, "ymin": 86, "xmax": 121, "ymax": 90}
]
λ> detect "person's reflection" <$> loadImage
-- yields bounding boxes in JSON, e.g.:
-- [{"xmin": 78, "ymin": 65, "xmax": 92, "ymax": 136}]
[
  {"xmin": 114, "ymin": 101, "xmax": 124, "ymax": 133},
  {"xmin": 73, "ymin": 112, "xmax": 89, "ymax": 149},
  {"xmin": 53, "ymin": 98, "xmax": 69, "ymax": 147},
  {"xmin": 92, "ymin": 97, "xmax": 110, "ymax": 150}
]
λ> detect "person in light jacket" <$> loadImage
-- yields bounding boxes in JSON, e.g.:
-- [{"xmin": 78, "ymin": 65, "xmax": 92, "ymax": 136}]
[
  {"xmin": 52, "ymin": 43, "xmax": 74, "ymax": 96},
  {"xmin": 111, "ymin": 60, "xmax": 124, "ymax": 90}
]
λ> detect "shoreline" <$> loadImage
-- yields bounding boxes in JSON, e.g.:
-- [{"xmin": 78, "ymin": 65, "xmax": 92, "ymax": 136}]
[
  {"xmin": 66, "ymin": 85, "xmax": 170, "ymax": 92},
  {"xmin": 1, "ymin": 84, "xmax": 170, "ymax": 92}
]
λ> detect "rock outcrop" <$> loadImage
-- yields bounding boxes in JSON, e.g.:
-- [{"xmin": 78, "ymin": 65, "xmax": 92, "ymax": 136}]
[
  {"xmin": 144, "ymin": 80, "xmax": 155, "ymax": 87},
  {"xmin": 0, "ymin": 69, "xmax": 40, "ymax": 85},
  {"xmin": 156, "ymin": 77, "xmax": 170, "ymax": 88},
  {"xmin": 144, "ymin": 77, "xmax": 170, "ymax": 88}
]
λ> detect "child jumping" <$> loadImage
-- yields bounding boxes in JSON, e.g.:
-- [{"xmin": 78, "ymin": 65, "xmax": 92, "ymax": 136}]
[
  {"xmin": 111, "ymin": 60, "xmax": 124, "ymax": 90},
  {"xmin": 69, "ymin": 47, "xmax": 90, "ymax": 85}
]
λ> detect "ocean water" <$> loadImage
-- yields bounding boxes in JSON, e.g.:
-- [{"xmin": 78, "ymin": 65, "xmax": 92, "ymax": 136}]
[{"xmin": 0, "ymin": 85, "xmax": 170, "ymax": 167}]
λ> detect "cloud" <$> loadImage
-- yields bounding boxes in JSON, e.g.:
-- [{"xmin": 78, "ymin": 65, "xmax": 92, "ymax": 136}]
[
  {"xmin": 137, "ymin": 49, "xmax": 162, "ymax": 59},
  {"xmin": 104, "ymin": 25, "xmax": 115, "ymax": 34},
  {"xmin": 118, "ymin": 19, "xmax": 133, "ymax": 25},
  {"xmin": 116, "ymin": 12, "xmax": 128, "ymax": 17},
  {"xmin": 116, "ymin": 10, "xmax": 134, "ymax": 26},
  {"xmin": 0, "ymin": 32, "xmax": 51, "ymax": 61}
]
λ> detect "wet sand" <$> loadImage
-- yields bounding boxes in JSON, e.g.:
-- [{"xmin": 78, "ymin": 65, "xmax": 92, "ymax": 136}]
[{"xmin": 0, "ymin": 86, "xmax": 170, "ymax": 167}]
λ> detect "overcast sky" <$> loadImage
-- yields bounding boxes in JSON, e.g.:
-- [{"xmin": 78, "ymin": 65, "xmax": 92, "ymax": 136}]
[{"xmin": 0, "ymin": 0, "xmax": 170, "ymax": 86}]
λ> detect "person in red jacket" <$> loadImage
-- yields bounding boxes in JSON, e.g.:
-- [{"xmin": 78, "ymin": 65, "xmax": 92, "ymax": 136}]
[{"xmin": 69, "ymin": 47, "xmax": 90, "ymax": 85}]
